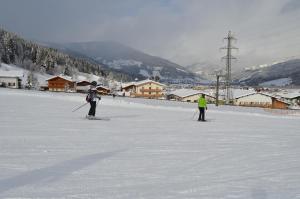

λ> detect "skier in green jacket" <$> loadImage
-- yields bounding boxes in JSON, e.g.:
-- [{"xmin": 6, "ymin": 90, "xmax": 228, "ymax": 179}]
[{"xmin": 198, "ymin": 94, "xmax": 207, "ymax": 121}]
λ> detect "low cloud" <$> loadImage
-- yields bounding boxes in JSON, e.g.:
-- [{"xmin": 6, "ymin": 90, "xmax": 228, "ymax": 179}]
[{"xmin": 0, "ymin": 0, "xmax": 299, "ymax": 69}]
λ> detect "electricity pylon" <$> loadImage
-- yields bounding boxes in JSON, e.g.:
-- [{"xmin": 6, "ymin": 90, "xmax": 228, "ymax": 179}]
[{"xmin": 220, "ymin": 31, "xmax": 238, "ymax": 104}]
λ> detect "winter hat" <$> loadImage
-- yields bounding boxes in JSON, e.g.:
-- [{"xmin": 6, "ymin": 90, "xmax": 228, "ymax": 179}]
[{"xmin": 91, "ymin": 81, "xmax": 97, "ymax": 86}]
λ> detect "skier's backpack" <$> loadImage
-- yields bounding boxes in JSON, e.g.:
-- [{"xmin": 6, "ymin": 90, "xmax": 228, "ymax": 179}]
[{"xmin": 86, "ymin": 93, "xmax": 92, "ymax": 102}]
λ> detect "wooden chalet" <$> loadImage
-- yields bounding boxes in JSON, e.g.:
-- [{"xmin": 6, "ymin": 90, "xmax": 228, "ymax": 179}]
[
  {"xmin": 47, "ymin": 75, "xmax": 75, "ymax": 92},
  {"xmin": 96, "ymin": 85, "xmax": 111, "ymax": 95},
  {"xmin": 76, "ymin": 80, "xmax": 91, "ymax": 93}
]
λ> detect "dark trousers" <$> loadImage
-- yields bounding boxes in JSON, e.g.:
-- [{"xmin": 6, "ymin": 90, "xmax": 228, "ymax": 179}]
[
  {"xmin": 198, "ymin": 107, "xmax": 205, "ymax": 121},
  {"xmin": 88, "ymin": 101, "xmax": 96, "ymax": 116}
]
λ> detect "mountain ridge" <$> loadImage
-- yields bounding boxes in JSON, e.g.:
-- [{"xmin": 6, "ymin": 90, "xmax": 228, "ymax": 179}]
[{"xmin": 48, "ymin": 41, "xmax": 201, "ymax": 83}]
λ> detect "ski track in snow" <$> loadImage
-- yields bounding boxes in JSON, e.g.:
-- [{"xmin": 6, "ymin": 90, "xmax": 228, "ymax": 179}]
[{"xmin": 0, "ymin": 88, "xmax": 300, "ymax": 198}]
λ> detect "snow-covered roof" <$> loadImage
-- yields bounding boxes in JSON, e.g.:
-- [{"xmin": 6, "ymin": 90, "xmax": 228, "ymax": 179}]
[
  {"xmin": 235, "ymin": 92, "xmax": 274, "ymax": 99},
  {"xmin": 276, "ymin": 92, "xmax": 300, "ymax": 99},
  {"xmin": 96, "ymin": 85, "xmax": 110, "ymax": 91},
  {"xmin": 232, "ymin": 89, "xmax": 256, "ymax": 99},
  {"xmin": 136, "ymin": 79, "xmax": 165, "ymax": 87},
  {"xmin": 121, "ymin": 82, "xmax": 136, "ymax": 88},
  {"xmin": 46, "ymin": 75, "xmax": 74, "ymax": 82},
  {"xmin": 122, "ymin": 79, "xmax": 165, "ymax": 88},
  {"xmin": 169, "ymin": 89, "xmax": 213, "ymax": 98},
  {"xmin": 0, "ymin": 70, "xmax": 24, "ymax": 78}
]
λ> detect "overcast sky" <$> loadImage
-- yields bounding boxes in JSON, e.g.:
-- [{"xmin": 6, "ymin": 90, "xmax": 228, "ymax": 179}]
[{"xmin": 0, "ymin": 0, "xmax": 300, "ymax": 69}]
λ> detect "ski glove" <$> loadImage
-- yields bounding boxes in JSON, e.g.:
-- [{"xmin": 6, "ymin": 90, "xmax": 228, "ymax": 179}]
[{"xmin": 98, "ymin": 96, "xmax": 101, "ymax": 100}]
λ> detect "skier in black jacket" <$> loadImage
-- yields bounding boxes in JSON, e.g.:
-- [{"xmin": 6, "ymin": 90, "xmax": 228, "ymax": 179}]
[{"xmin": 86, "ymin": 81, "xmax": 101, "ymax": 118}]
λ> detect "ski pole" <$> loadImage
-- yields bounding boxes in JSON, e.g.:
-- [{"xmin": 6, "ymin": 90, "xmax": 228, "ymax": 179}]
[
  {"xmin": 191, "ymin": 109, "xmax": 199, "ymax": 120},
  {"xmin": 72, "ymin": 102, "xmax": 89, "ymax": 112}
]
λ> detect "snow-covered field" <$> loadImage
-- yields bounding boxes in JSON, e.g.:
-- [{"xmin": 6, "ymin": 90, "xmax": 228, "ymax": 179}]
[{"xmin": 1, "ymin": 88, "xmax": 300, "ymax": 199}]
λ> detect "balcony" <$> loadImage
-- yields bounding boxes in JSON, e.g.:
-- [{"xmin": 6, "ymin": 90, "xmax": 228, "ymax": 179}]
[{"xmin": 139, "ymin": 88, "xmax": 162, "ymax": 92}]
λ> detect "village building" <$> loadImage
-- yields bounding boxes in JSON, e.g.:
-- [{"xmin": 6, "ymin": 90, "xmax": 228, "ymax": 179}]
[
  {"xmin": 76, "ymin": 80, "xmax": 91, "ymax": 93},
  {"xmin": 275, "ymin": 92, "xmax": 300, "ymax": 106},
  {"xmin": 234, "ymin": 92, "xmax": 290, "ymax": 109},
  {"xmin": 0, "ymin": 71, "xmax": 23, "ymax": 89},
  {"xmin": 121, "ymin": 79, "xmax": 165, "ymax": 99},
  {"xmin": 47, "ymin": 75, "xmax": 76, "ymax": 92},
  {"xmin": 96, "ymin": 85, "xmax": 111, "ymax": 95},
  {"xmin": 167, "ymin": 89, "xmax": 215, "ymax": 103}
]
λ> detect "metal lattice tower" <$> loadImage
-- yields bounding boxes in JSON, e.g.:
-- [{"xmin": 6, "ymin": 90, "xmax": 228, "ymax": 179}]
[{"xmin": 221, "ymin": 31, "xmax": 238, "ymax": 104}]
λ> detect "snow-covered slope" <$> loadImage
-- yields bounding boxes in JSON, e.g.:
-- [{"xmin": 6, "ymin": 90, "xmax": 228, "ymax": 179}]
[
  {"xmin": 235, "ymin": 59, "xmax": 300, "ymax": 86},
  {"xmin": 0, "ymin": 89, "xmax": 300, "ymax": 198},
  {"xmin": 0, "ymin": 63, "xmax": 51, "ymax": 87}
]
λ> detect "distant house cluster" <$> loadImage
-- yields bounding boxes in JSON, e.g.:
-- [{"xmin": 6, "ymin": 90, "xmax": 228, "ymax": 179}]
[
  {"xmin": 165, "ymin": 88, "xmax": 300, "ymax": 110},
  {"xmin": 1, "ymin": 71, "xmax": 299, "ymax": 110},
  {"xmin": 46, "ymin": 75, "xmax": 111, "ymax": 95}
]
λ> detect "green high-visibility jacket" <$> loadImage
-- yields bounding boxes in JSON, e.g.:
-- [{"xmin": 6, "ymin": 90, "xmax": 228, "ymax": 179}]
[{"xmin": 198, "ymin": 97, "xmax": 207, "ymax": 108}]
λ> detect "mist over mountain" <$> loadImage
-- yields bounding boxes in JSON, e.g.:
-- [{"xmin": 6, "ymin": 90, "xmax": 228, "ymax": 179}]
[
  {"xmin": 49, "ymin": 41, "xmax": 201, "ymax": 83},
  {"xmin": 186, "ymin": 62, "xmax": 222, "ymax": 81}
]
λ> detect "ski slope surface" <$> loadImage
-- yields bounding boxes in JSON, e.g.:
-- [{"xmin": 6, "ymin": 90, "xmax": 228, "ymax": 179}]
[{"xmin": 0, "ymin": 88, "xmax": 300, "ymax": 198}]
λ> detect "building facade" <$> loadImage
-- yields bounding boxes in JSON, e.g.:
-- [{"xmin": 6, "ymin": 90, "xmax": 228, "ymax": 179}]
[
  {"xmin": 234, "ymin": 93, "xmax": 289, "ymax": 109},
  {"xmin": 0, "ymin": 71, "xmax": 23, "ymax": 89},
  {"xmin": 47, "ymin": 76, "xmax": 75, "ymax": 92},
  {"xmin": 96, "ymin": 86, "xmax": 111, "ymax": 95},
  {"xmin": 122, "ymin": 80, "xmax": 165, "ymax": 99}
]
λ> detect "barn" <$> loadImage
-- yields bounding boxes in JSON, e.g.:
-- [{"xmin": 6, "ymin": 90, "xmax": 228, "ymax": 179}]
[{"xmin": 234, "ymin": 92, "xmax": 290, "ymax": 109}]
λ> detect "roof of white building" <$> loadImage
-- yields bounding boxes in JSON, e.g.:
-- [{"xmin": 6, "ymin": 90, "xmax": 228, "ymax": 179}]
[
  {"xmin": 235, "ymin": 92, "xmax": 274, "ymax": 99},
  {"xmin": 231, "ymin": 89, "xmax": 256, "ymax": 99},
  {"xmin": 0, "ymin": 70, "xmax": 24, "ymax": 78},
  {"xmin": 169, "ymin": 89, "xmax": 214, "ymax": 98},
  {"xmin": 122, "ymin": 79, "xmax": 165, "ymax": 88}
]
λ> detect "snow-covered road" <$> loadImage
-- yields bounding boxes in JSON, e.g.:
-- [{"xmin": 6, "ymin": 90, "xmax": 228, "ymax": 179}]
[{"xmin": 0, "ymin": 88, "xmax": 300, "ymax": 198}]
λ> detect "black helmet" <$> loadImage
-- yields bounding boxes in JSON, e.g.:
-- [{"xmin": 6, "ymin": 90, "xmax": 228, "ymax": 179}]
[{"xmin": 91, "ymin": 81, "xmax": 97, "ymax": 86}]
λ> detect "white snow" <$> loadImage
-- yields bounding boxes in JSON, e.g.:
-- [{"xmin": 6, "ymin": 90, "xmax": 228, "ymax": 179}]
[
  {"xmin": 259, "ymin": 78, "xmax": 293, "ymax": 87},
  {"xmin": 104, "ymin": 59, "xmax": 143, "ymax": 69},
  {"xmin": 139, "ymin": 69, "xmax": 150, "ymax": 77},
  {"xmin": 0, "ymin": 63, "xmax": 52, "ymax": 87},
  {"xmin": 0, "ymin": 88, "xmax": 300, "ymax": 198}
]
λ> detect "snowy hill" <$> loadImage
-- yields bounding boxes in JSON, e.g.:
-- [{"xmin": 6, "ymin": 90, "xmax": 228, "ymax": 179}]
[
  {"xmin": 235, "ymin": 59, "xmax": 300, "ymax": 86},
  {"xmin": 0, "ymin": 28, "xmax": 131, "ymax": 82},
  {"xmin": 49, "ymin": 41, "xmax": 201, "ymax": 83},
  {"xmin": 0, "ymin": 89, "xmax": 300, "ymax": 198},
  {"xmin": 186, "ymin": 62, "xmax": 222, "ymax": 81}
]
